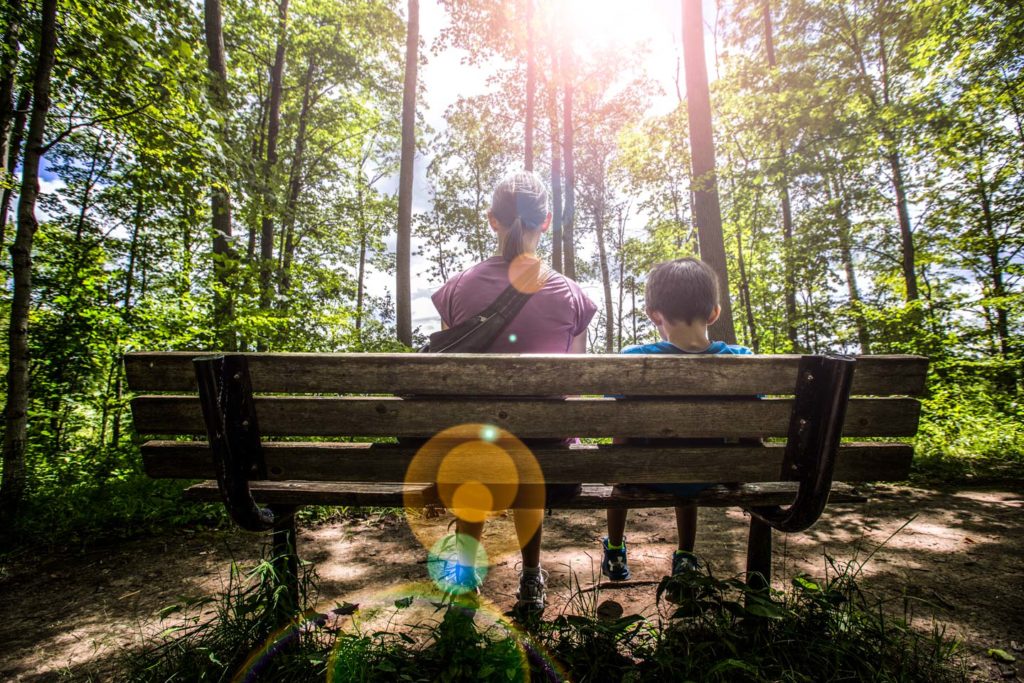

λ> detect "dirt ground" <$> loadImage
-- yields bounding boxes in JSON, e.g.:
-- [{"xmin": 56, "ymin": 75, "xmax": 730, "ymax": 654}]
[{"xmin": 1, "ymin": 484, "xmax": 1022, "ymax": 682}]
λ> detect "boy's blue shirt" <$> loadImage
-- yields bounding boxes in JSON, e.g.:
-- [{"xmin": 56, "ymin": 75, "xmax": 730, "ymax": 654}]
[
  {"xmin": 619, "ymin": 338, "xmax": 752, "ymax": 497},
  {"xmin": 622, "ymin": 340, "xmax": 752, "ymax": 355}
]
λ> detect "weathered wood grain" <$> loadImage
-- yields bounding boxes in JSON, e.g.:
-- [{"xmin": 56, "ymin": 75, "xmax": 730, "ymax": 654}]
[
  {"xmin": 143, "ymin": 440, "xmax": 912, "ymax": 483},
  {"xmin": 182, "ymin": 480, "xmax": 868, "ymax": 509},
  {"xmin": 130, "ymin": 396, "xmax": 921, "ymax": 438},
  {"xmin": 125, "ymin": 352, "xmax": 928, "ymax": 397}
]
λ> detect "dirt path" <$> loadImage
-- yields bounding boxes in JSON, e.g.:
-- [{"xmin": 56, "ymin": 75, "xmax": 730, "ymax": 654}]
[{"xmin": 1, "ymin": 484, "xmax": 1021, "ymax": 681}]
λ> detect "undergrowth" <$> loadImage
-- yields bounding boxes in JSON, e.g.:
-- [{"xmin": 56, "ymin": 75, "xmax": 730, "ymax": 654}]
[{"xmin": 125, "ymin": 545, "xmax": 966, "ymax": 683}]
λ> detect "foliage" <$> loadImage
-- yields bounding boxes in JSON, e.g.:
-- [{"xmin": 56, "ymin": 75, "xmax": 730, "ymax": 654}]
[
  {"xmin": 0, "ymin": 0, "xmax": 1021, "ymax": 544},
  {"xmin": 124, "ymin": 550, "xmax": 966, "ymax": 682},
  {"xmin": 126, "ymin": 550, "xmax": 330, "ymax": 682},
  {"xmin": 914, "ymin": 360, "xmax": 1024, "ymax": 484}
]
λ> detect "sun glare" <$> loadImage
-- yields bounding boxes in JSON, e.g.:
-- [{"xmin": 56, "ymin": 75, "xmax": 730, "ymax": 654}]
[{"xmin": 563, "ymin": 0, "xmax": 677, "ymax": 55}]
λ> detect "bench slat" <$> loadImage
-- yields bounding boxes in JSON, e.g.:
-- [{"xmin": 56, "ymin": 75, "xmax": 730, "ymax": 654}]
[
  {"xmin": 182, "ymin": 480, "xmax": 868, "ymax": 509},
  {"xmin": 143, "ymin": 441, "xmax": 912, "ymax": 483},
  {"xmin": 130, "ymin": 396, "xmax": 921, "ymax": 438},
  {"xmin": 125, "ymin": 353, "xmax": 928, "ymax": 397}
]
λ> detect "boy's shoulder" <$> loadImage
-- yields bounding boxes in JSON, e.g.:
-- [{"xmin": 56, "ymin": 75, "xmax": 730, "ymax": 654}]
[
  {"xmin": 621, "ymin": 341, "xmax": 753, "ymax": 355},
  {"xmin": 705, "ymin": 341, "xmax": 753, "ymax": 355},
  {"xmin": 622, "ymin": 341, "xmax": 678, "ymax": 355}
]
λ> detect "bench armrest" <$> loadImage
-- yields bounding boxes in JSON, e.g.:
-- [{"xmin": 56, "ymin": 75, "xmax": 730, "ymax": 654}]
[
  {"xmin": 748, "ymin": 354, "xmax": 856, "ymax": 533},
  {"xmin": 194, "ymin": 354, "xmax": 276, "ymax": 531}
]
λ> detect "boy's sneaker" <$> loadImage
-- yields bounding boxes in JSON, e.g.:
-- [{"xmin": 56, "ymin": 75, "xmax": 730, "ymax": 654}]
[
  {"xmin": 432, "ymin": 559, "xmax": 482, "ymax": 595},
  {"xmin": 515, "ymin": 567, "xmax": 548, "ymax": 614},
  {"xmin": 601, "ymin": 537, "xmax": 631, "ymax": 581},
  {"xmin": 671, "ymin": 550, "xmax": 701, "ymax": 577}
]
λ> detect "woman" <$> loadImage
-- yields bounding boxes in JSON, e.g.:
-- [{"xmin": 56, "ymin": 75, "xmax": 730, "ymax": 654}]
[{"xmin": 430, "ymin": 171, "xmax": 597, "ymax": 613}]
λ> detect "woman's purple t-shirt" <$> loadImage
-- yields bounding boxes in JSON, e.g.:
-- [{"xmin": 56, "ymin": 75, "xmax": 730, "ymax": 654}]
[{"xmin": 432, "ymin": 256, "xmax": 597, "ymax": 353}]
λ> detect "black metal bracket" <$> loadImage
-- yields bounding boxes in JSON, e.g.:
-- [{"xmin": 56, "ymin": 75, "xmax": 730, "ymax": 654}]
[
  {"xmin": 748, "ymin": 354, "xmax": 856, "ymax": 533},
  {"xmin": 194, "ymin": 354, "xmax": 276, "ymax": 531}
]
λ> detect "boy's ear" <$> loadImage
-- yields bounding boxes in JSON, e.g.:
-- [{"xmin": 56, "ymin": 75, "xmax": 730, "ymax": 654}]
[
  {"xmin": 707, "ymin": 305, "xmax": 721, "ymax": 326},
  {"xmin": 488, "ymin": 211, "xmax": 500, "ymax": 233},
  {"xmin": 540, "ymin": 211, "xmax": 552, "ymax": 233},
  {"xmin": 647, "ymin": 308, "xmax": 664, "ymax": 327}
]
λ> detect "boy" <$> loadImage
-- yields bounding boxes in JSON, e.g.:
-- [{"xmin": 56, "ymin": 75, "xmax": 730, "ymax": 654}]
[{"xmin": 602, "ymin": 257, "xmax": 752, "ymax": 581}]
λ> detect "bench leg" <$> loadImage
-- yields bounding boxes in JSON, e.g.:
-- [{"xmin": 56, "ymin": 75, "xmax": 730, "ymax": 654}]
[
  {"xmin": 745, "ymin": 515, "xmax": 772, "ymax": 593},
  {"xmin": 270, "ymin": 505, "xmax": 300, "ymax": 621}
]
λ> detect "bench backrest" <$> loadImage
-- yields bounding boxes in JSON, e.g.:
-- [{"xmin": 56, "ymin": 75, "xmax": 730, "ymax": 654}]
[{"xmin": 126, "ymin": 353, "xmax": 927, "ymax": 487}]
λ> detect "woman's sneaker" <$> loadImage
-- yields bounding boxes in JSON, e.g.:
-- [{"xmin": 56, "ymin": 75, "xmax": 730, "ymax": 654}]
[
  {"xmin": 515, "ymin": 567, "xmax": 548, "ymax": 614},
  {"xmin": 601, "ymin": 537, "xmax": 631, "ymax": 581}
]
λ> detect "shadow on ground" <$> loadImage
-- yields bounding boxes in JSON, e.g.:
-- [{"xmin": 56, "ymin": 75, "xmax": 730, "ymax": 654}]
[{"xmin": 0, "ymin": 484, "xmax": 1021, "ymax": 681}]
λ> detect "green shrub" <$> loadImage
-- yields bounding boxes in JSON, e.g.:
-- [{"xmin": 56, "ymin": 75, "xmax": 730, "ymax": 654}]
[
  {"xmin": 914, "ymin": 367, "xmax": 1024, "ymax": 483},
  {"xmin": 126, "ymin": 550, "xmax": 965, "ymax": 683}
]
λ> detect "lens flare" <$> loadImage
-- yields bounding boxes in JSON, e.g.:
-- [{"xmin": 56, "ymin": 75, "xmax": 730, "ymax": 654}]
[
  {"xmin": 426, "ymin": 532, "xmax": 489, "ymax": 593},
  {"xmin": 508, "ymin": 254, "xmax": 547, "ymax": 294},
  {"xmin": 404, "ymin": 424, "xmax": 546, "ymax": 574}
]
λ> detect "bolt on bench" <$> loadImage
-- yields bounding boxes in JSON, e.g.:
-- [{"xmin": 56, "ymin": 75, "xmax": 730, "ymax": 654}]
[{"xmin": 125, "ymin": 352, "xmax": 928, "ymax": 604}]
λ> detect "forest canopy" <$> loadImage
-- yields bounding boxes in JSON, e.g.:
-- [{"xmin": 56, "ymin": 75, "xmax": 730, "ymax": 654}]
[{"xmin": 0, "ymin": 0, "xmax": 1020, "ymax": 541}]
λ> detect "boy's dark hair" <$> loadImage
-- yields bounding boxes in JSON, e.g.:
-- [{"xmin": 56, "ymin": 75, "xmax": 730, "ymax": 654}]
[{"xmin": 645, "ymin": 257, "xmax": 720, "ymax": 324}]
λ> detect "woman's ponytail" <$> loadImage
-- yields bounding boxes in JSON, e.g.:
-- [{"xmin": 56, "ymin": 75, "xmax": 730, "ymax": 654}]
[{"xmin": 490, "ymin": 171, "xmax": 549, "ymax": 263}]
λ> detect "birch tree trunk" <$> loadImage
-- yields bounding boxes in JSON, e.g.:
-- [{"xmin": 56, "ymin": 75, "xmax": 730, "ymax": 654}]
[
  {"xmin": 396, "ymin": 0, "xmax": 419, "ymax": 346},
  {"xmin": 1, "ymin": 0, "xmax": 57, "ymax": 538}
]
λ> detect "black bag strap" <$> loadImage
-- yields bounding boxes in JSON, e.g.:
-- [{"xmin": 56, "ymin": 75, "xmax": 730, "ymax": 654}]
[{"xmin": 431, "ymin": 264, "xmax": 551, "ymax": 352}]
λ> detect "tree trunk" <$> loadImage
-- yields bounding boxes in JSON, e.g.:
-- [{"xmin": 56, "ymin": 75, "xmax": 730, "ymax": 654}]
[
  {"xmin": 549, "ymin": 42, "xmax": 562, "ymax": 273},
  {"xmin": 760, "ymin": 1, "xmax": 798, "ymax": 350},
  {"xmin": 735, "ymin": 230, "xmax": 759, "ymax": 353},
  {"xmin": 826, "ymin": 173, "xmax": 870, "ymax": 354},
  {"xmin": 681, "ymin": 0, "xmax": 736, "ymax": 344},
  {"xmin": 259, "ymin": 0, "xmax": 289, "ymax": 327},
  {"xmin": 111, "ymin": 200, "xmax": 142, "ymax": 449},
  {"xmin": 616, "ymin": 211, "xmax": 626, "ymax": 351},
  {"xmin": 887, "ymin": 149, "xmax": 917, "ymax": 301},
  {"xmin": 247, "ymin": 97, "xmax": 267, "ymax": 264},
  {"xmin": 561, "ymin": 42, "xmax": 576, "ymax": 280},
  {"xmin": 355, "ymin": 227, "xmax": 368, "ymax": 333},
  {"xmin": 595, "ymin": 205, "xmax": 614, "ymax": 353},
  {"xmin": 279, "ymin": 56, "xmax": 315, "ymax": 303},
  {"xmin": 977, "ymin": 177, "xmax": 1011, "ymax": 361},
  {"xmin": 0, "ymin": 0, "xmax": 21, "ymax": 181},
  {"xmin": 396, "ymin": 0, "xmax": 419, "ymax": 346},
  {"xmin": 0, "ymin": 85, "xmax": 29, "ymax": 245},
  {"xmin": 204, "ymin": 0, "xmax": 236, "ymax": 350},
  {"xmin": 0, "ymin": 0, "xmax": 57, "ymax": 539},
  {"xmin": 524, "ymin": 0, "xmax": 535, "ymax": 171}
]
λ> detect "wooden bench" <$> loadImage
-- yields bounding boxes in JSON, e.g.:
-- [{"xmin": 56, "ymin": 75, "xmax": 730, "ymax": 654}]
[{"xmin": 125, "ymin": 352, "xmax": 928, "ymax": 605}]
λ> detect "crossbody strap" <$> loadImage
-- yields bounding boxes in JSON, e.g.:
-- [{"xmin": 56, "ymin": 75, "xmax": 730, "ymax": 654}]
[{"xmin": 492, "ymin": 264, "xmax": 552, "ymax": 324}]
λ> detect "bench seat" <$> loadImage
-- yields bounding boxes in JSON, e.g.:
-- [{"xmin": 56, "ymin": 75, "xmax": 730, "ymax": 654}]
[{"xmin": 183, "ymin": 480, "xmax": 868, "ymax": 508}]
